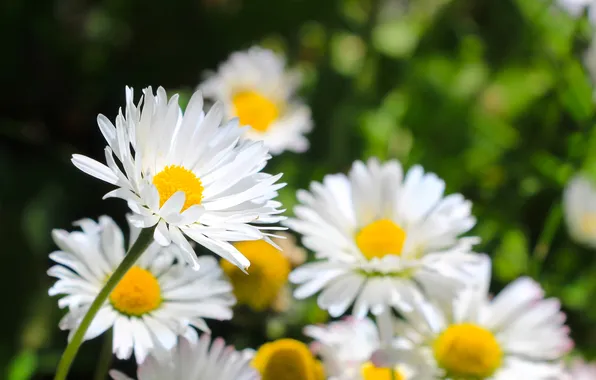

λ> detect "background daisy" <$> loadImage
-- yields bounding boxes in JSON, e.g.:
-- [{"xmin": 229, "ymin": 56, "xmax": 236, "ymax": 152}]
[
  {"xmin": 220, "ymin": 232, "xmax": 306, "ymax": 312},
  {"xmin": 251, "ymin": 338, "xmax": 324, "ymax": 380},
  {"xmin": 554, "ymin": 0, "xmax": 596, "ymax": 23},
  {"xmin": 563, "ymin": 174, "xmax": 596, "ymax": 248},
  {"xmin": 286, "ymin": 158, "xmax": 481, "ymax": 317},
  {"xmin": 566, "ymin": 357, "xmax": 596, "ymax": 379},
  {"xmin": 384, "ymin": 256, "xmax": 572, "ymax": 380},
  {"xmin": 305, "ymin": 317, "xmax": 411, "ymax": 380},
  {"xmin": 109, "ymin": 334, "xmax": 258, "ymax": 380},
  {"xmin": 48, "ymin": 215, "xmax": 236, "ymax": 363},
  {"xmin": 200, "ymin": 46, "xmax": 313, "ymax": 155},
  {"xmin": 71, "ymin": 86, "xmax": 286, "ymax": 271}
]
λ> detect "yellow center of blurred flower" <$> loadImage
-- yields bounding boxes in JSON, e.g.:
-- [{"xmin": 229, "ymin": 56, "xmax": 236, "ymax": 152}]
[
  {"xmin": 221, "ymin": 240, "xmax": 291, "ymax": 311},
  {"xmin": 232, "ymin": 91, "xmax": 279, "ymax": 132},
  {"xmin": 580, "ymin": 214, "xmax": 596, "ymax": 236},
  {"xmin": 152, "ymin": 165, "xmax": 204, "ymax": 211},
  {"xmin": 252, "ymin": 339, "xmax": 325, "ymax": 380},
  {"xmin": 361, "ymin": 361, "xmax": 404, "ymax": 380},
  {"xmin": 433, "ymin": 323, "xmax": 502, "ymax": 378},
  {"xmin": 355, "ymin": 219, "xmax": 406, "ymax": 259},
  {"xmin": 109, "ymin": 266, "xmax": 162, "ymax": 316}
]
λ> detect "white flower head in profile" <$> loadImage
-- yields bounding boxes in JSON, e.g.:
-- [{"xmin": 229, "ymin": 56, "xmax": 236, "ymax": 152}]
[
  {"xmin": 110, "ymin": 334, "xmax": 258, "ymax": 380},
  {"xmin": 200, "ymin": 46, "xmax": 313, "ymax": 155},
  {"xmin": 305, "ymin": 317, "xmax": 425, "ymax": 380},
  {"xmin": 286, "ymin": 158, "xmax": 481, "ymax": 317},
  {"xmin": 48, "ymin": 216, "xmax": 236, "ymax": 363},
  {"xmin": 71, "ymin": 86, "xmax": 286, "ymax": 271},
  {"xmin": 563, "ymin": 174, "xmax": 596, "ymax": 249},
  {"xmin": 376, "ymin": 256, "xmax": 573, "ymax": 380}
]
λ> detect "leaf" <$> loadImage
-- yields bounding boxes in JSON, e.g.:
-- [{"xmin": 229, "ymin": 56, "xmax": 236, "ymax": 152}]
[
  {"xmin": 6, "ymin": 350, "xmax": 37, "ymax": 380},
  {"xmin": 493, "ymin": 229, "xmax": 530, "ymax": 282},
  {"xmin": 372, "ymin": 20, "xmax": 420, "ymax": 58}
]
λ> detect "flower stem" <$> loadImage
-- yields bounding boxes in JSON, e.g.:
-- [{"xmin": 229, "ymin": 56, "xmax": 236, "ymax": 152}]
[
  {"xmin": 531, "ymin": 202, "xmax": 562, "ymax": 277},
  {"xmin": 93, "ymin": 329, "xmax": 113, "ymax": 380},
  {"xmin": 54, "ymin": 227, "xmax": 155, "ymax": 380}
]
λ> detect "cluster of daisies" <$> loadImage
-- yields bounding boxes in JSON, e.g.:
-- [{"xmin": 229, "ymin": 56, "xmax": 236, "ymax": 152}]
[{"xmin": 48, "ymin": 45, "xmax": 595, "ymax": 380}]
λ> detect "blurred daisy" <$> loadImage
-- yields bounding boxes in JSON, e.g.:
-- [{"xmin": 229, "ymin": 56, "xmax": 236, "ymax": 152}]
[
  {"xmin": 110, "ymin": 334, "xmax": 258, "ymax": 380},
  {"xmin": 286, "ymin": 158, "xmax": 481, "ymax": 317},
  {"xmin": 554, "ymin": 0, "xmax": 596, "ymax": 22},
  {"xmin": 305, "ymin": 317, "xmax": 414, "ymax": 380},
  {"xmin": 377, "ymin": 256, "xmax": 572, "ymax": 380},
  {"xmin": 200, "ymin": 46, "xmax": 313, "ymax": 155},
  {"xmin": 566, "ymin": 357, "xmax": 596, "ymax": 380},
  {"xmin": 71, "ymin": 86, "xmax": 286, "ymax": 271},
  {"xmin": 563, "ymin": 174, "xmax": 596, "ymax": 248},
  {"xmin": 252, "ymin": 338, "xmax": 324, "ymax": 380},
  {"xmin": 48, "ymin": 216, "xmax": 236, "ymax": 363},
  {"xmin": 221, "ymin": 232, "xmax": 306, "ymax": 312}
]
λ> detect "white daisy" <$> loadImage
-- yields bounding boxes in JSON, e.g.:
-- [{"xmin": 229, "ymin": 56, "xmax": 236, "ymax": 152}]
[
  {"xmin": 109, "ymin": 334, "xmax": 258, "ymax": 380},
  {"xmin": 71, "ymin": 86, "xmax": 286, "ymax": 271},
  {"xmin": 566, "ymin": 358, "xmax": 596, "ymax": 380},
  {"xmin": 48, "ymin": 215, "xmax": 236, "ymax": 364},
  {"xmin": 554, "ymin": 0, "xmax": 596, "ymax": 22},
  {"xmin": 199, "ymin": 46, "xmax": 313, "ymax": 155},
  {"xmin": 379, "ymin": 256, "xmax": 573, "ymax": 380},
  {"xmin": 563, "ymin": 174, "xmax": 596, "ymax": 248},
  {"xmin": 286, "ymin": 158, "xmax": 481, "ymax": 317},
  {"xmin": 305, "ymin": 317, "xmax": 421, "ymax": 380}
]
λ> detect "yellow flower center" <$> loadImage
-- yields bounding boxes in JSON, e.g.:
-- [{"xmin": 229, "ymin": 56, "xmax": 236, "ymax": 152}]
[
  {"xmin": 232, "ymin": 91, "xmax": 279, "ymax": 132},
  {"xmin": 109, "ymin": 266, "xmax": 162, "ymax": 316},
  {"xmin": 433, "ymin": 323, "xmax": 502, "ymax": 379},
  {"xmin": 355, "ymin": 219, "xmax": 406, "ymax": 259},
  {"xmin": 221, "ymin": 240, "xmax": 291, "ymax": 311},
  {"xmin": 252, "ymin": 339, "xmax": 325, "ymax": 380},
  {"xmin": 152, "ymin": 165, "xmax": 204, "ymax": 211},
  {"xmin": 361, "ymin": 361, "xmax": 405, "ymax": 380},
  {"xmin": 580, "ymin": 213, "xmax": 596, "ymax": 236}
]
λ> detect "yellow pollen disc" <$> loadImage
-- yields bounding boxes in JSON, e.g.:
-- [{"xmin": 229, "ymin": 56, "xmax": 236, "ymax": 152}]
[
  {"xmin": 221, "ymin": 240, "xmax": 291, "ymax": 311},
  {"xmin": 580, "ymin": 213, "xmax": 596, "ymax": 236},
  {"xmin": 109, "ymin": 266, "xmax": 162, "ymax": 316},
  {"xmin": 355, "ymin": 219, "xmax": 407, "ymax": 259},
  {"xmin": 152, "ymin": 165, "xmax": 204, "ymax": 211},
  {"xmin": 232, "ymin": 91, "xmax": 280, "ymax": 132},
  {"xmin": 433, "ymin": 323, "xmax": 502, "ymax": 378},
  {"xmin": 252, "ymin": 339, "xmax": 325, "ymax": 380},
  {"xmin": 361, "ymin": 361, "xmax": 405, "ymax": 380}
]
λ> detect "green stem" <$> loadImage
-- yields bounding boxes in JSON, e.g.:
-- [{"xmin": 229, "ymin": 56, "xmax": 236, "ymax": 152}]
[
  {"xmin": 531, "ymin": 202, "xmax": 563, "ymax": 277},
  {"xmin": 93, "ymin": 329, "xmax": 113, "ymax": 380},
  {"xmin": 54, "ymin": 227, "xmax": 155, "ymax": 380}
]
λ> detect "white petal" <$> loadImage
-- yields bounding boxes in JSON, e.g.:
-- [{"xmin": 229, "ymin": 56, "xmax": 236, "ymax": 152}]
[{"xmin": 71, "ymin": 154, "xmax": 119, "ymax": 184}]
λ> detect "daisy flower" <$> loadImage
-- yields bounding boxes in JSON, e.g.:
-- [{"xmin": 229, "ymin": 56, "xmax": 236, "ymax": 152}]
[
  {"xmin": 304, "ymin": 317, "xmax": 414, "ymax": 380},
  {"xmin": 220, "ymin": 232, "xmax": 306, "ymax": 312},
  {"xmin": 566, "ymin": 357, "xmax": 596, "ymax": 380},
  {"xmin": 71, "ymin": 86, "xmax": 286, "ymax": 271},
  {"xmin": 48, "ymin": 215, "xmax": 236, "ymax": 363},
  {"xmin": 199, "ymin": 46, "xmax": 313, "ymax": 155},
  {"xmin": 563, "ymin": 174, "xmax": 596, "ymax": 248},
  {"xmin": 251, "ymin": 338, "xmax": 324, "ymax": 380},
  {"xmin": 109, "ymin": 334, "xmax": 258, "ymax": 380},
  {"xmin": 554, "ymin": 0, "xmax": 596, "ymax": 23},
  {"xmin": 286, "ymin": 158, "xmax": 481, "ymax": 317},
  {"xmin": 379, "ymin": 256, "xmax": 572, "ymax": 380}
]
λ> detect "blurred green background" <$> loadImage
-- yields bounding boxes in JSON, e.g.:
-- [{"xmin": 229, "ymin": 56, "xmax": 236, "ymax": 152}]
[{"xmin": 2, "ymin": 0, "xmax": 596, "ymax": 378}]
